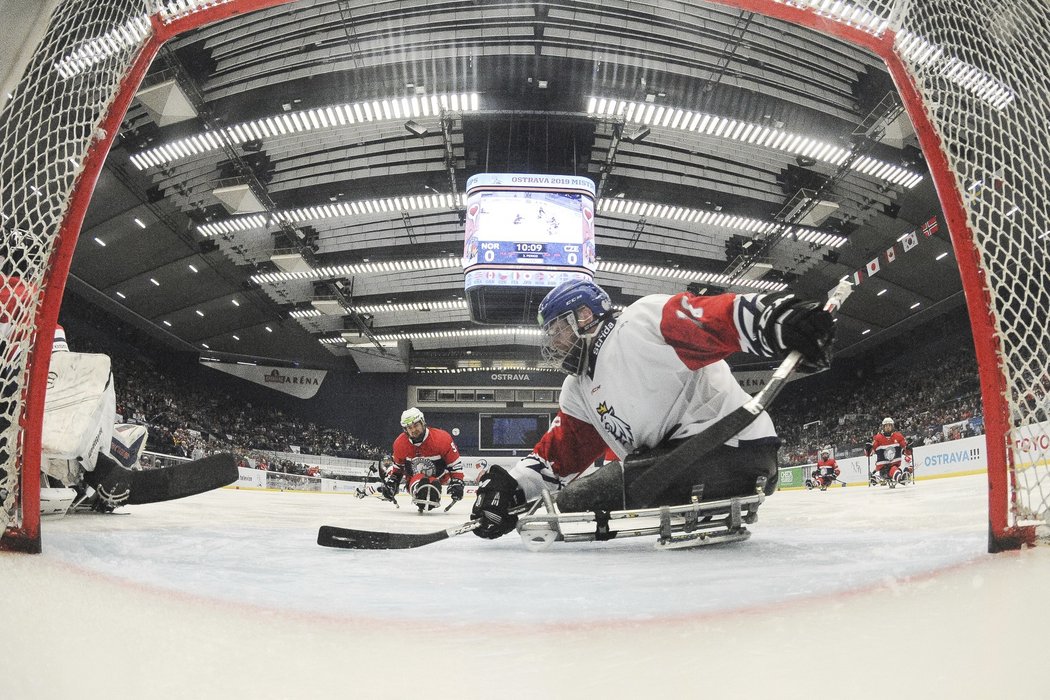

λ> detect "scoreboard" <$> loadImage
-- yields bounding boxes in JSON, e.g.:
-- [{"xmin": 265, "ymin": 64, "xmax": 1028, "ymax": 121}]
[{"xmin": 463, "ymin": 173, "xmax": 596, "ymax": 325}]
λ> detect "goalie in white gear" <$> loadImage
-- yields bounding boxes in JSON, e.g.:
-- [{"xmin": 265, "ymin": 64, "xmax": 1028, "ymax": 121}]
[
  {"xmin": 40, "ymin": 326, "xmax": 237, "ymax": 514},
  {"xmin": 39, "ymin": 326, "xmax": 148, "ymax": 514}
]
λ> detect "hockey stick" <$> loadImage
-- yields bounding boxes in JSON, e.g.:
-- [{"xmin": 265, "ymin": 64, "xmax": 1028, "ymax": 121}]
[
  {"xmin": 317, "ymin": 504, "xmax": 530, "ymax": 550},
  {"xmin": 628, "ymin": 280, "xmax": 853, "ymax": 508},
  {"xmin": 443, "ymin": 497, "xmax": 461, "ymax": 512}
]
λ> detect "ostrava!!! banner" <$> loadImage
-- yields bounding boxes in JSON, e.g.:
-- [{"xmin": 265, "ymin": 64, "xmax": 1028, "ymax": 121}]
[{"xmin": 201, "ymin": 360, "xmax": 327, "ymax": 399}]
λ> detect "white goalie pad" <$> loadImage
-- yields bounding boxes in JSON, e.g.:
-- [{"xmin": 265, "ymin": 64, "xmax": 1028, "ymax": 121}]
[
  {"xmin": 41, "ymin": 351, "xmax": 115, "ymax": 479},
  {"xmin": 40, "ymin": 487, "xmax": 77, "ymax": 517},
  {"xmin": 110, "ymin": 423, "xmax": 149, "ymax": 469}
]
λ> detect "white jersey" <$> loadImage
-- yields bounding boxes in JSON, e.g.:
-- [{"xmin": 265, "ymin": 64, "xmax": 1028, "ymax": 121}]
[
  {"xmin": 560, "ymin": 295, "xmax": 776, "ymax": 460},
  {"xmin": 510, "ymin": 291, "xmax": 779, "ymax": 498}
]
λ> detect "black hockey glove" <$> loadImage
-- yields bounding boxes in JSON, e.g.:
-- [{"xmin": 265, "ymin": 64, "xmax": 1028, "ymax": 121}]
[
  {"xmin": 757, "ymin": 293, "xmax": 835, "ymax": 372},
  {"xmin": 447, "ymin": 476, "xmax": 465, "ymax": 501},
  {"xmin": 378, "ymin": 472, "xmax": 401, "ymax": 502},
  {"xmin": 471, "ymin": 465, "xmax": 527, "ymax": 539},
  {"xmin": 84, "ymin": 454, "xmax": 132, "ymax": 513}
]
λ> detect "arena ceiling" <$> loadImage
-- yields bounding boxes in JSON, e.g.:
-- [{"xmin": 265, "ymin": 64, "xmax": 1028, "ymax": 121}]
[{"xmin": 64, "ymin": 0, "xmax": 966, "ymax": 373}]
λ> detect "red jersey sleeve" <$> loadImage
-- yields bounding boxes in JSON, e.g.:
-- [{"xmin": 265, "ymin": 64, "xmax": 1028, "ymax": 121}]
[
  {"xmin": 532, "ymin": 410, "xmax": 609, "ymax": 478},
  {"xmin": 390, "ymin": 434, "xmax": 410, "ymax": 474},
  {"xmin": 658, "ymin": 292, "xmax": 744, "ymax": 370}
]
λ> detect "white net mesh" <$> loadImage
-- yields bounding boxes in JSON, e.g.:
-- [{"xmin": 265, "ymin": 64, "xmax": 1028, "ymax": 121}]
[
  {"xmin": 2, "ymin": 0, "xmax": 1049, "ymax": 549},
  {"xmin": 887, "ymin": 0, "xmax": 1050, "ymax": 539},
  {"xmin": 1, "ymin": 1, "xmax": 150, "ymax": 547}
]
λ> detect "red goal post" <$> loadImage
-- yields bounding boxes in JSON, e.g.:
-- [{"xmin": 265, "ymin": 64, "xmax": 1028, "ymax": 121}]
[{"xmin": 1, "ymin": 0, "xmax": 1046, "ymax": 552}]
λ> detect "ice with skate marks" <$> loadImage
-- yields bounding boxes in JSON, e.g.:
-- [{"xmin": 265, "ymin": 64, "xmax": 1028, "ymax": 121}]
[{"xmin": 516, "ymin": 478, "xmax": 766, "ymax": 552}]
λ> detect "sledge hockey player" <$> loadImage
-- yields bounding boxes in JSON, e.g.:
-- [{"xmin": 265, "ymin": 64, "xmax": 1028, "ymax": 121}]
[
  {"xmin": 806, "ymin": 446, "xmax": 840, "ymax": 490},
  {"xmin": 355, "ymin": 455, "xmax": 395, "ymax": 502},
  {"xmin": 470, "ymin": 278, "xmax": 836, "ymax": 539},
  {"xmin": 40, "ymin": 326, "xmax": 237, "ymax": 515},
  {"xmin": 383, "ymin": 408, "xmax": 466, "ymax": 512},
  {"xmin": 865, "ymin": 417, "xmax": 911, "ymax": 487}
]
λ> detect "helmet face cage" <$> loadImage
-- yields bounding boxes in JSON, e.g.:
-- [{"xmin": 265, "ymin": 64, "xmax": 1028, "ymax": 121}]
[
  {"xmin": 537, "ymin": 280, "xmax": 611, "ymax": 375},
  {"xmin": 540, "ymin": 309, "xmax": 590, "ymax": 374}
]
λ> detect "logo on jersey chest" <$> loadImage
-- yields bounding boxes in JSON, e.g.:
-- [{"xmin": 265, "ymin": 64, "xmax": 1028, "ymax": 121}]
[
  {"xmin": 595, "ymin": 401, "xmax": 633, "ymax": 449},
  {"xmin": 410, "ymin": 456, "xmax": 437, "ymax": 476}
]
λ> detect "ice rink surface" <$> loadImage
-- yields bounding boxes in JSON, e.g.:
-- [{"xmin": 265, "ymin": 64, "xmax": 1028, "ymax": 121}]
[{"xmin": 5, "ymin": 473, "xmax": 1050, "ymax": 699}]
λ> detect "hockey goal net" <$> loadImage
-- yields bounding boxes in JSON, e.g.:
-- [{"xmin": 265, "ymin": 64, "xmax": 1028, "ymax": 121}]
[{"xmin": 1, "ymin": 0, "xmax": 1048, "ymax": 552}]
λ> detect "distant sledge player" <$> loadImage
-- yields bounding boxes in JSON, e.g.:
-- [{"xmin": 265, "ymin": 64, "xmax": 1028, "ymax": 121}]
[
  {"xmin": 866, "ymin": 417, "xmax": 910, "ymax": 488},
  {"xmin": 382, "ymin": 408, "xmax": 465, "ymax": 512},
  {"xmin": 807, "ymin": 445, "xmax": 841, "ymax": 490}
]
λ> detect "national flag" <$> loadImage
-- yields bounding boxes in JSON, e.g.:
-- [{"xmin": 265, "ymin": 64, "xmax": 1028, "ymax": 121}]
[
  {"xmin": 901, "ymin": 231, "xmax": 919, "ymax": 252},
  {"xmin": 850, "ymin": 270, "xmax": 863, "ymax": 286},
  {"xmin": 885, "ymin": 246, "xmax": 897, "ymax": 264},
  {"xmin": 922, "ymin": 216, "xmax": 939, "ymax": 237},
  {"xmin": 866, "ymin": 257, "xmax": 881, "ymax": 277}
]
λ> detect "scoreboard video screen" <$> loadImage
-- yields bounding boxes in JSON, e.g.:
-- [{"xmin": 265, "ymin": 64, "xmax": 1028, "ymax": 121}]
[{"xmin": 463, "ymin": 173, "xmax": 596, "ymax": 325}]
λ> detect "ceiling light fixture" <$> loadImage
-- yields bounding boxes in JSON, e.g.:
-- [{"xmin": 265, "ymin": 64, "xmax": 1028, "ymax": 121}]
[
  {"xmin": 130, "ymin": 92, "xmax": 480, "ymax": 169},
  {"xmin": 202, "ymin": 192, "xmax": 845, "ymax": 254},
  {"xmin": 587, "ymin": 96, "xmax": 925, "ymax": 188},
  {"xmin": 623, "ymin": 126, "xmax": 651, "ymax": 144},
  {"xmin": 404, "ymin": 120, "xmax": 427, "ymax": 136}
]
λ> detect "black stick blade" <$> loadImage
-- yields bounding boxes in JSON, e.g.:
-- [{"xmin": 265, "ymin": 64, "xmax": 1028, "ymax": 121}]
[
  {"xmin": 128, "ymin": 453, "xmax": 239, "ymax": 505},
  {"xmin": 317, "ymin": 525, "xmax": 451, "ymax": 550}
]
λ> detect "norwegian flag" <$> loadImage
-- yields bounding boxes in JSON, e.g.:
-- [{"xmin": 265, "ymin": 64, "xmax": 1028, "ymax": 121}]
[
  {"xmin": 885, "ymin": 246, "xmax": 897, "ymax": 264},
  {"xmin": 922, "ymin": 216, "xmax": 940, "ymax": 237},
  {"xmin": 866, "ymin": 257, "xmax": 881, "ymax": 277}
]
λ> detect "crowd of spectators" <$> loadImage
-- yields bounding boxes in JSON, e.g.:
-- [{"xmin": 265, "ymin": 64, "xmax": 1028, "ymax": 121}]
[
  {"xmin": 771, "ymin": 337, "xmax": 983, "ymax": 465},
  {"xmin": 60, "ymin": 304, "xmax": 384, "ymax": 474}
]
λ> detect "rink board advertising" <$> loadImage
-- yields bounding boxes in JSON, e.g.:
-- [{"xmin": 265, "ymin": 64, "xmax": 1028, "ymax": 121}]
[{"xmin": 463, "ymin": 173, "xmax": 596, "ymax": 324}]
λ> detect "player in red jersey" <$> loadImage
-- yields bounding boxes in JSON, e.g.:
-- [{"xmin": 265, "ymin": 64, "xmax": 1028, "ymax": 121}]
[
  {"xmin": 382, "ymin": 407, "xmax": 465, "ymax": 512},
  {"xmin": 865, "ymin": 417, "xmax": 910, "ymax": 487},
  {"xmin": 808, "ymin": 445, "xmax": 840, "ymax": 490}
]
